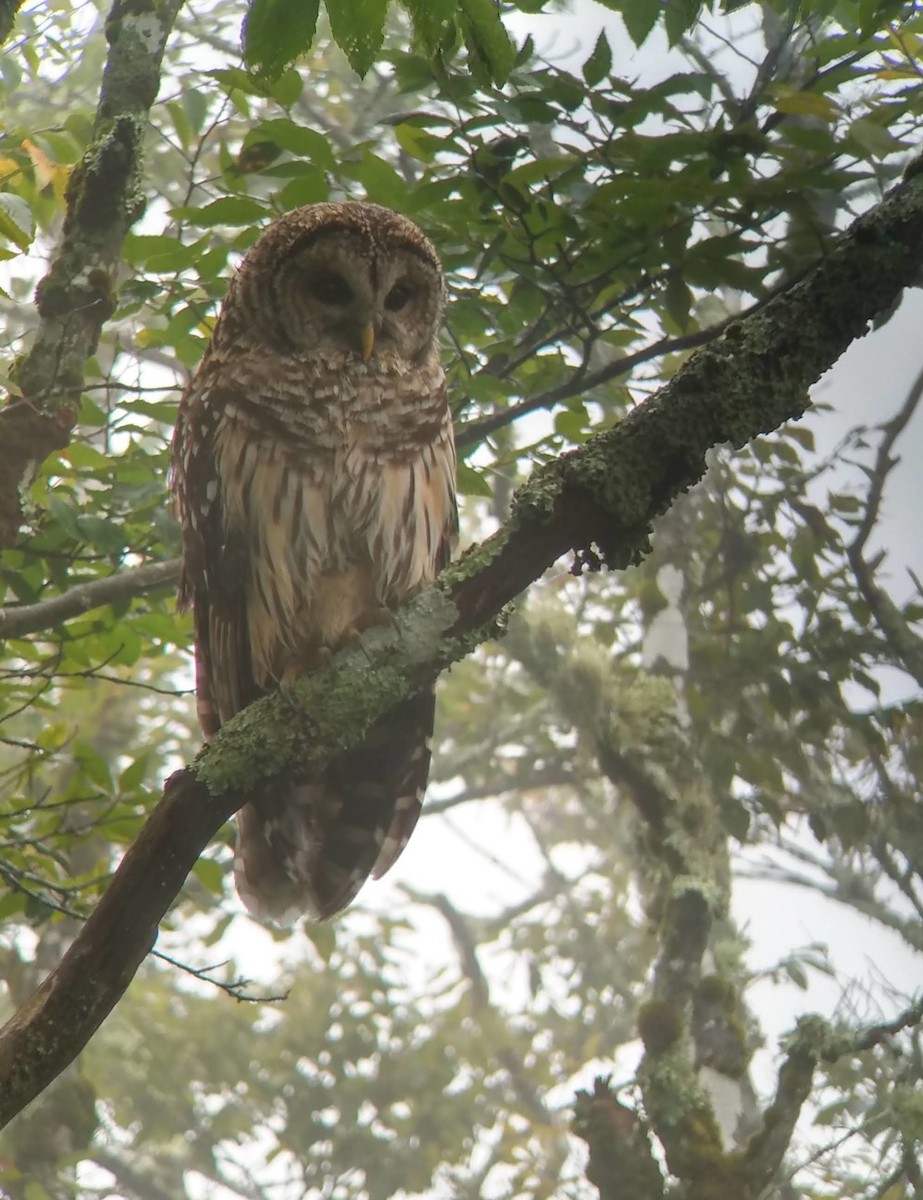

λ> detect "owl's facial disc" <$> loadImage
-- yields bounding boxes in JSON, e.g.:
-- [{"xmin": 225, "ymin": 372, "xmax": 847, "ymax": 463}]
[
  {"xmin": 290, "ymin": 234, "xmax": 439, "ymax": 362},
  {"xmin": 300, "ymin": 261, "xmax": 379, "ymax": 357},
  {"xmin": 304, "ymin": 267, "xmax": 371, "ymax": 355}
]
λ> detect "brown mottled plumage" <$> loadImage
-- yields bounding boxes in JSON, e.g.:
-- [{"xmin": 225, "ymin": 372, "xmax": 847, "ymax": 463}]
[{"xmin": 171, "ymin": 202, "xmax": 457, "ymax": 921}]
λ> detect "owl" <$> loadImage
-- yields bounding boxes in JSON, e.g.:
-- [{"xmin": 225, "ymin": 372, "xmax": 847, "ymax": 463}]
[{"xmin": 171, "ymin": 201, "xmax": 457, "ymax": 922}]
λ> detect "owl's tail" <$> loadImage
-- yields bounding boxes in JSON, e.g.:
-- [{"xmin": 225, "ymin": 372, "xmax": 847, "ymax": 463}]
[{"xmin": 233, "ymin": 689, "xmax": 436, "ymax": 922}]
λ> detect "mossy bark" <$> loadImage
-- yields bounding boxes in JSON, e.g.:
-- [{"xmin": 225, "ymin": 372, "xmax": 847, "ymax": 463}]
[{"xmin": 0, "ymin": 0, "xmax": 185, "ymax": 549}]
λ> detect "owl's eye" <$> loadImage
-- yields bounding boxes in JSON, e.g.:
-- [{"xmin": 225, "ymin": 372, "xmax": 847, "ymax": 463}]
[
  {"xmin": 384, "ymin": 281, "xmax": 414, "ymax": 312},
  {"xmin": 309, "ymin": 270, "xmax": 353, "ymax": 306}
]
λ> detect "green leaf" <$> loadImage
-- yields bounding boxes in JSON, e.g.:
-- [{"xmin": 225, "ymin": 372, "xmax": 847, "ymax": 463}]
[
  {"xmin": 193, "ymin": 857, "xmax": 225, "ymax": 895},
  {"xmin": 719, "ymin": 797, "xmax": 750, "ymax": 841},
  {"xmin": 394, "ymin": 122, "xmax": 446, "ymax": 163},
  {"xmin": 0, "ymin": 890, "xmax": 26, "ymax": 921},
  {"xmin": 245, "ymin": 120, "xmax": 335, "ymax": 167},
  {"xmin": 76, "ymin": 514, "xmax": 127, "ymax": 554},
  {"xmin": 243, "ymin": 0, "xmax": 320, "ymax": 76},
  {"xmin": 459, "ymin": 0, "xmax": 516, "ymax": 84},
  {"xmin": 119, "ymin": 755, "xmax": 152, "ymax": 793},
  {"xmin": 340, "ymin": 150, "xmax": 408, "ymax": 208},
  {"xmin": 46, "ymin": 491, "xmax": 83, "ymax": 541},
  {"xmin": 276, "ymin": 168, "xmax": 330, "ymax": 209},
  {"xmin": 457, "ymin": 461, "xmax": 493, "ymax": 497},
  {"xmin": 326, "ymin": 0, "xmax": 389, "ymax": 77},
  {"xmin": 0, "ymin": 192, "xmax": 34, "ymax": 250},
  {"xmin": 270, "ymin": 68, "xmax": 304, "ymax": 106},
  {"xmin": 400, "ymin": 0, "xmax": 455, "ymax": 50},
  {"xmin": 304, "ymin": 918, "xmax": 336, "ymax": 962},
  {"xmin": 664, "ymin": 0, "xmax": 703, "ymax": 45},
  {"xmin": 847, "ymin": 115, "xmax": 902, "ymax": 159},
  {"xmin": 75, "ymin": 743, "xmax": 114, "ymax": 792},
  {"xmin": 554, "ymin": 404, "xmax": 590, "ymax": 443},
  {"xmin": 664, "ymin": 273, "xmax": 692, "ymax": 331},
  {"xmin": 582, "ymin": 31, "xmax": 612, "ymax": 87},
  {"xmin": 615, "ymin": 0, "xmax": 661, "ymax": 47},
  {"xmin": 123, "ymin": 234, "xmax": 197, "ymax": 272},
  {"xmin": 173, "ymin": 197, "xmax": 268, "ymax": 227}
]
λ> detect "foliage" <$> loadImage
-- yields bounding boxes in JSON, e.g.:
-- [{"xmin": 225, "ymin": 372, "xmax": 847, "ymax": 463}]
[{"xmin": 0, "ymin": 0, "xmax": 922, "ymax": 1198}]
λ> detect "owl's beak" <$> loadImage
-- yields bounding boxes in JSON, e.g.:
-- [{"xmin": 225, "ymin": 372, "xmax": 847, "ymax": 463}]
[{"xmin": 360, "ymin": 321, "xmax": 376, "ymax": 360}]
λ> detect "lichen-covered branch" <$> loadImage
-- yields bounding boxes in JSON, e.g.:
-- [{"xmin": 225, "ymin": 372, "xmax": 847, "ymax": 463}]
[
  {"xmin": 0, "ymin": 0, "xmax": 185, "ymax": 549},
  {"xmin": 573, "ymin": 1077, "xmax": 665, "ymax": 1200},
  {"xmin": 506, "ymin": 603, "xmax": 759, "ymax": 1197},
  {"xmin": 742, "ymin": 1015, "xmax": 834, "ymax": 1190},
  {"xmin": 0, "ymin": 164, "xmax": 922, "ymax": 1129}
]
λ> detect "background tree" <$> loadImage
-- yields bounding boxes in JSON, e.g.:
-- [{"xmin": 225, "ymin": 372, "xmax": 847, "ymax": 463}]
[{"xmin": 0, "ymin": 0, "xmax": 921, "ymax": 1197}]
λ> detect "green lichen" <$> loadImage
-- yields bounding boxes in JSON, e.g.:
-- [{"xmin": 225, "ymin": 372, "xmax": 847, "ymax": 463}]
[
  {"xmin": 65, "ymin": 115, "xmax": 146, "ymax": 236},
  {"xmin": 638, "ymin": 999, "xmax": 684, "ymax": 1056},
  {"xmin": 604, "ymin": 672, "xmax": 683, "ymax": 760},
  {"xmin": 188, "ymin": 584, "xmax": 486, "ymax": 800},
  {"xmin": 191, "ymin": 659, "xmax": 411, "ymax": 798},
  {"xmin": 511, "ymin": 464, "xmax": 563, "ymax": 523},
  {"xmin": 638, "ymin": 1031, "xmax": 749, "ymax": 1200},
  {"xmin": 693, "ymin": 974, "xmax": 751, "ymax": 1079}
]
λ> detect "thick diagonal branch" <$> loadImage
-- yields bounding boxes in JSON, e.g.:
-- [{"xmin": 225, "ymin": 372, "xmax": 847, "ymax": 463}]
[{"xmin": 0, "ymin": 164, "xmax": 922, "ymax": 1129}]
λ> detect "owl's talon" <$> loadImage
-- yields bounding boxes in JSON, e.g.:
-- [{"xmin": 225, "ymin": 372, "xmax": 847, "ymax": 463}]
[
  {"xmin": 341, "ymin": 607, "xmax": 399, "ymax": 662},
  {"xmin": 353, "ymin": 605, "xmax": 398, "ymax": 635}
]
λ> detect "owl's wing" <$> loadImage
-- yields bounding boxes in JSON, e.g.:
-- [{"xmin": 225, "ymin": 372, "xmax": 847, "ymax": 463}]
[
  {"xmin": 173, "ymin": 386, "xmax": 257, "ymax": 737},
  {"xmin": 369, "ymin": 428, "xmax": 459, "ymax": 882},
  {"xmin": 233, "ymin": 418, "xmax": 459, "ymax": 921}
]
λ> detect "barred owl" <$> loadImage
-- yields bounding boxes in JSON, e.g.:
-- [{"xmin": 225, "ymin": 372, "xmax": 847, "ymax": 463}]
[{"xmin": 172, "ymin": 201, "xmax": 457, "ymax": 922}]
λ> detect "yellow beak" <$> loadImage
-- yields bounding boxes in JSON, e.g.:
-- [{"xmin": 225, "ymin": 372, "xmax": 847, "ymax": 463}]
[{"xmin": 360, "ymin": 322, "xmax": 376, "ymax": 360}]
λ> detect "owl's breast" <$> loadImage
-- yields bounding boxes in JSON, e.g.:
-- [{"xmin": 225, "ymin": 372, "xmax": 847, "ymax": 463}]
[{"xmin": 210, "ymin": 353, "xmax": 454, "ymax": 685}]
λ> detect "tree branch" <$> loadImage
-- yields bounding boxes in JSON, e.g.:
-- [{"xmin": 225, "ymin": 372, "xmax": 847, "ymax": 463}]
[
  {"xmin": 0, "ymin": 0, "xmax": 186, "ymax": 550},
  {"xmin": 846, "ymin": 358, "xmax": 923, "ymax": 686},
  {"xmin": 419, "ymin": 890, "xmax": 553, "ymax": 1125},
  {"xmin": 0, "ymin": 160, "xmax": 922, "ymax": 1129},
  {"xmin": 0, "ymin": 559, "xmax": 181, "ymax": 639}
]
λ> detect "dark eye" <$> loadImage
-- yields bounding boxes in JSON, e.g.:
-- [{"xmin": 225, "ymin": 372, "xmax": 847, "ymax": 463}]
[
  {"xmin": 309, "ymin": 270, "xmax": 352, "ymax": 306},
  {"xmin": 385, "ymin": 281, "xmax": 414, "ymax": 312}
]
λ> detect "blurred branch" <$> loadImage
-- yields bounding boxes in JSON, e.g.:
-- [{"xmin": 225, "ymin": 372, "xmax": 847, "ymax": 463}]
[
  {"xmin": 0, "ymin": 0, "xmax": 186, "ymax": 549},
  {"xmin": 739, "ymin": 843, "xmax": 923, "ymax": 954},
  {"xmin": 745, "ymin": 998, "xmax": 923, "ymax": 1192},
  {"xmin": 423, "ymin": 763, "xmax": 580, "ymax": 814},
  {"xmin": 849, "ymin": 996, "xmax": 923, "ymax": 1055},
  {"xmin": 0, "ymin": 559, "xmax": 181, "ymax": 639},
  {"xmin": 1, "ymin": 160, "xmax": 923, "ymax": 1128},
  {"xmin": 456, "ymin": 324, "xmax": 722, "ymax": 450},
  {"xmin": 851, "ymin": 360, "xmax": 923, "ymax": 561},
  {"xmin": 422, "ymin": 891, "xmax": 553, "ymax": 1125},
  {"xmin": 573, "ymin": 1076, "xmax": 665, "ymax": 1200},
  {"xmin": 743, "ymin": 1018, "xmax": 822, "ymax": 1191},
  {"xmin": 846, "ymin": 359, "xmax": 923, "ymax": 686}
]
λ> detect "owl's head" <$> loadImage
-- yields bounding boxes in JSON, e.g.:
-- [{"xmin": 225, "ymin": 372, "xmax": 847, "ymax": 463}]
[{"xmin": 228, "ymin": 201, "xmax": 445, "ymax": 365}]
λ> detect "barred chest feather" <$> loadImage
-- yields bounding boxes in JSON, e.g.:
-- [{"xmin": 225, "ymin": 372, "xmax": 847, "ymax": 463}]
[{"xmin": 211, "ymin": 353, "xmax": 456, "ymax": 688}]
